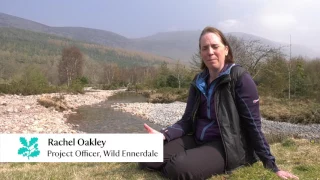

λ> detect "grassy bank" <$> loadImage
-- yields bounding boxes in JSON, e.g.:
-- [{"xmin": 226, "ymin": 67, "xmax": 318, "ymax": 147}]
[
  {"xmin": 138, "ymin": 87, "xmax": 189, "ymax": 103},
  {"xmin": 0, "ymin": 138, "xmax": 319, "ymax": 179},
  {"xmin": 260, "ymin": 96, "xmax": 320, "ymax": 124},
  {"xmin": 137, "ymin": 88, "xmax": 320, "ymax": 124}
]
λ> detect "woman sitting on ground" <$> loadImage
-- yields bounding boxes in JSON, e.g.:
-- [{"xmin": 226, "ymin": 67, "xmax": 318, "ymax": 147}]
[{"xmin": 140, "ymin": 26, "xmax": 299, "ymax": 180}]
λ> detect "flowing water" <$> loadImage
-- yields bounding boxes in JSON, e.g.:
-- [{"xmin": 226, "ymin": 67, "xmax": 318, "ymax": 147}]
[{"xmin": 67, "ymin": 92, "xmax": 164, "ymax": 133}]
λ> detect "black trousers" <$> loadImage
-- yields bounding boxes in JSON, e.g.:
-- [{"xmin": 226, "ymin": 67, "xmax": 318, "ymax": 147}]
[{"xmin": 139, "ymin": 135, "xmax": 225, "ymax": 180}]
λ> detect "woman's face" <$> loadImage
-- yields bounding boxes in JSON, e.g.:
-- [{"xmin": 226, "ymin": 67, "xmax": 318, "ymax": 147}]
[{"xmin": 200, "ymin": 32, "xmax": 229, "ymax": 72}]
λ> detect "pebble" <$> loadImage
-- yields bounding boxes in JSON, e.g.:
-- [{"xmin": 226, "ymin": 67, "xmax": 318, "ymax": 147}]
[
  {"xmin": 111, "ymin": 101, "xmax": 320, "ymax": 139},
  {"xmin": 0, "ymin": 89, "xmax": 125, "ymax": 133},
  {"xmin": 2, "ymin": 90, "xmax": 318, "ymax": 139}
]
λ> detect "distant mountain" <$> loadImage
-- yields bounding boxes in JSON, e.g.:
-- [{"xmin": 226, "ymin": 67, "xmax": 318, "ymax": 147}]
[
  {"xmin": 0, "ymin": 27, "xmax": 173, "ymax": 67},
  {"xmin": 0, "ymin": 13, "xmax": 132, "ymax": 49},
  {"xmin": 131, "ymin": 31, "xmax": 201, "ymax": 61},
  {"xmin": 0, "ymin": 12, "xmax": 318, "ymax": 63},
  {"xmin": 229, "ymin": 32, "xmax": 319, "ymax": 59},
  {"xmin": 135, "ymin": 30, "xmax": 319, "ymax": 60},
  {"xmin": 0, "ymin": 12, "xmax": 51, "ymax": 32}
]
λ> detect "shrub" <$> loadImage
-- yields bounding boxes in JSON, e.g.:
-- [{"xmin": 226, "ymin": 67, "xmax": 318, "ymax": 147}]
[
  {"xmin": 79, "ymin": 76, "xmax": 89, "ymax": 85},
  {"xmin": 0, "ymin": 66, "xmax": 55, "ymax": 95},
  {"xmin": 69, "ymin": 79, "xmax": 85, "ymax": 94},
  {"xmin": 281, "ymin": 139, "xmax": 296, "ymax": 147}
]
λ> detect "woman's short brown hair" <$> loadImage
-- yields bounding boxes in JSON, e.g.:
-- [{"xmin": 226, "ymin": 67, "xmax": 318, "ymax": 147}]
[{"xmin": 199, "ymin": 26, "xmax": 234, "ymax": 70}]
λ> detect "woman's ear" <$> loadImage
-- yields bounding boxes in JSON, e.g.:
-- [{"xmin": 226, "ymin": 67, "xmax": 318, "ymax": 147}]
[{"xmin": 225, "ymin": 46, "xmax": 229, "ymax": 56}]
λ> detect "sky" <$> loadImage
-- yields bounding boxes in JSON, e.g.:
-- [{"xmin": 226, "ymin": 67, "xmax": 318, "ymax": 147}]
[{"xmin": 1, "ymin": 0, "xmax": 319, "ymax": 52}]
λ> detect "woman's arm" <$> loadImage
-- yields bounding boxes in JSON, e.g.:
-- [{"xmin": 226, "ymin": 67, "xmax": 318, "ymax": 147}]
[
  {"xmin": 160, "ymin": 83, "xmax": 197, "ymax": 142},
  {"xmin": 235, "ymin": 72, "xmax": 278, "ymax": 171},
  {"xmin": 235, "ymin": 72, "xmax": 298, "ymax": 179}
]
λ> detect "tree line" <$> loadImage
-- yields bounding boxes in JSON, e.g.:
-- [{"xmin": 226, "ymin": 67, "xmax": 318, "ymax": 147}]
[
  {"xmin": 0, "ymin": 31, "xmax": 319, "ymax": 103},
  {"xmin": 191, "ymin": 35, "xmax": 320, "ymax": 101}
]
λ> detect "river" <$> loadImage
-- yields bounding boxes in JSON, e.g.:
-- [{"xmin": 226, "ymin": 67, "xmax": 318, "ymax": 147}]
[{"xmin": 66, "ymin": 92, "xmax": 164, "ymax": 133}]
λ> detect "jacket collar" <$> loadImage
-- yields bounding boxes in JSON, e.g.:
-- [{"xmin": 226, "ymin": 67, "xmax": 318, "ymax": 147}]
[{"xmin": 195, "ymin": 63, "xmax": 236, "ymax": 88}]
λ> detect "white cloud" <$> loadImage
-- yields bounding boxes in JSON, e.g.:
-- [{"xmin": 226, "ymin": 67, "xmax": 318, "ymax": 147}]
[
  {"xmin": 214, "ymin": 0, "xmax": 320, "ymax": 53},
  {"xmin": 259, "ymin": 13, "xmax": 297, "ymax": 30},
  {"xmin": 166, "ymin": 26, "xmax": 180, "ymax": 32},
  {"xmin": 217, "ymin": 19, "xmax": 241, "ymax": 31}
]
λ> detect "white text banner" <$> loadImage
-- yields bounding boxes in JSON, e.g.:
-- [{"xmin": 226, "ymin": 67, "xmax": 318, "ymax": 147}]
[{"xmin": 0, "ymin": 134, "xmax": 163, "ymax": 162}]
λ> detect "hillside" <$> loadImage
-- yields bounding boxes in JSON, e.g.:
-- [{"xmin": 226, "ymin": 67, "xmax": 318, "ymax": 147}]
[
  {"xmin": 229, "ymin": 32, "xmax": 319, "ymax": 59},
  {"xmin": 0, "ymin": 12, "xmax": 318, "ymax": 63},
  {"xmin": 0, "ymin": 27, "xmax": 173, "ymax": 66},
  {"xmin": 0, "ymin": 13, "xmax": 134, "ymax": 51},
  {"xmin": 0, "ymin": 13, "xmax": 131, "ymax": 49},
  {"xmin": 131, "ymin": 31, "xmax": 200, "ymax": 61},
  {"xmin": 0, "ymin": 27, "xmax": 174, "ymax": 85}
]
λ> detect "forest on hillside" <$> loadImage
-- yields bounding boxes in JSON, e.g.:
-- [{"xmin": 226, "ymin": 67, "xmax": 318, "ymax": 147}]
[
  {"xmin": 0, "ymin": 27, "xmax": 320, "ymax": 101},
  {"xmin": 0, "ymin": 27, "xmax": 320, "ymax": 124},
  {"xmin": 0, "ymin": 27, "xmax": 173, "ymax": 85}
]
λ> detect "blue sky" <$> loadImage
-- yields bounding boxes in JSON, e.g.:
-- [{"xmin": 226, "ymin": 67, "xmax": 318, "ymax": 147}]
[{"xmin": 1, "ymin": 0, "xmax": 320, "ymax": 52}]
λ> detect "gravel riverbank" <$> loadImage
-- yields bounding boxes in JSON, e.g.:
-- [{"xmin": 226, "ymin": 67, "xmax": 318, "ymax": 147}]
[
  {"xmin": 111, "ymin": 101, "xmax": 320, "ymax": 139},
  {"xmin": 0, "ymin": 89, "xmax": 124, "ymax": 133},
  {"xmin": 1, "ymin": 90, "xmax": 318, "ymax": 139}
]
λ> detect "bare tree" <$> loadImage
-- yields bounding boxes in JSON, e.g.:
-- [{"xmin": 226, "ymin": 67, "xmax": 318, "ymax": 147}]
[
  {"xmin": 83, "ymin": 58, "xmax": 104, "ymax": 84},
  {"xmin": 227, "ymin": 35, "xmax": 283, "ymax": 78},
  {"xmin": 258, "ymin": 54, "xmax": 289, "ymax": 97},
  {"xmin": 102, "ymin": 63, "xmax": 118, "ymax": 85},
  {"xmin": 189, "ymin": 53, "xmax": 202, "ymax": 73},
  {"xmin": 58, "ymin": 46, "xmax": 84, "ymax": 86},
  {"xmin": 173, "ymin": 60, "xmax": 188, "ymax": 89}
]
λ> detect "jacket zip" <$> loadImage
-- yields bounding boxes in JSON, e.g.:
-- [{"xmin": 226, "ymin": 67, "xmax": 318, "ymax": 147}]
[
  {"xmin": 201, "ymin": 81, "xmax": 216, "ymax": 140},
  {"xmin": 206, "ymin": 81, "xmax": 216, "ymax": 119},
  {"xmin": 190, "ymin": 84, "xmax": 201, "ymax": 135},
  {"xmin": 214, "ymin": 81, "xmax": 229, "ymax": 172},
  {"xmin": 215, "ymin": 96, "xmax": 228, "ymax": 172},
  {"xmin": 193, "ymin": 76, "xmax": 230, "ymax": 171}
]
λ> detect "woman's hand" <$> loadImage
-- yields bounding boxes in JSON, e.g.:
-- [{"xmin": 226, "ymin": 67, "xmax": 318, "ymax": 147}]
[
  {"xmin": 143, "ymin": 123, "xmax": 166, "ymax": 140},
  {"xmin": 276, "ymin": 170, "xmax": 299, "ymax": 179}
]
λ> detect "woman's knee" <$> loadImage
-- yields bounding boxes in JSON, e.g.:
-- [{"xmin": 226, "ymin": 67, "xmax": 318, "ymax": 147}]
[
  {"xmin": 138, "ymin": 162, "xmax": 165, "ymax": 170},
  {"xmin": 164, "ymin": 154, "xmax": 194, "ymax": 179},
  {"xmin": 163, "ymin": 151, "xmax": 224, "ymax": 179}
]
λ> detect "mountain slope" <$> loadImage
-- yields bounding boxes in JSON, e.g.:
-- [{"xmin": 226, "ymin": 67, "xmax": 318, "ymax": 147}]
[
  {"xmin": 0, "ymin": 12, "xmax": 318, "ymax": 63},
  {"xmin": 0, "ymin": 27, "xmax": 173, "ymax": 67},
  {"xmin": 0, "ymin": 13, "xmax": 132, "ymax": 50},
  {"xmin": 0, "ymin": 12, "xmax": 51, "ymax": 33},
  {"xmin": 229, "ymin": 32, "xmax": 319, "ymax": 59}
]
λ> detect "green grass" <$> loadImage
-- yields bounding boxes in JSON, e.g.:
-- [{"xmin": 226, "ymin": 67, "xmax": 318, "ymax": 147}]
[
  {"xmin": 136, "ymin": 89, "xmax": 320, "ymax": 125},
  {"xmin": 1, "ymin": 138, "xmax": 319, "ymax": 180},
  {"xmin": 260, "ymin": 96, "xmax": 320, "ymax": 124}
]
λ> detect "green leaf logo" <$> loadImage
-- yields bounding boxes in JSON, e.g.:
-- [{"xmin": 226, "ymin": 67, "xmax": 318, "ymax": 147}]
[{"xmin": 18, "ymin": 137, "xmax": 40, "ymax": 159}]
